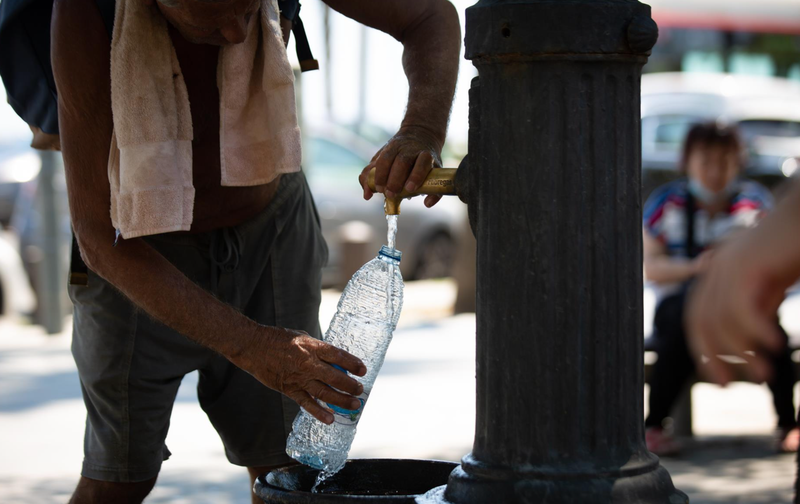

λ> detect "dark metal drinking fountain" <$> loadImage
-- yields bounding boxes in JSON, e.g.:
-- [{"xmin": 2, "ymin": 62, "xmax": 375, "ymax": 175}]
[{"xmin": 257, "ymin": 0, "xmax": 689, "ymax": 502}]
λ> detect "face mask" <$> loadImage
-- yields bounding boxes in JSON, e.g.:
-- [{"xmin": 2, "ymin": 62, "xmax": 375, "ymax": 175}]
[{"xmin": 688, "ymin": 178, "xmax": 735, "ymax": 206}]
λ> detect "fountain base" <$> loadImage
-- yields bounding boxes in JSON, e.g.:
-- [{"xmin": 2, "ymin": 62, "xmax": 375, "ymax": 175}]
[{"xmin": 255, "ymin": 459, "xmax": 458, "ymax": 503}]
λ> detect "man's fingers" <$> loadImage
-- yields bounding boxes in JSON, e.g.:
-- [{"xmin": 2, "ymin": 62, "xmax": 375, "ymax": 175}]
[
  {"xmin": 745, "ymin": 314, "xmax": 785, "ymax": 355},
  {"xmin": 385, "ymin": 155, "xmax": 413, "ymax": 198},
  {"xmin": 292, "ymin": 391, "xmax": 334, "ymax": 425},
  {"xmin": 740, "ymin": 352, "xmax": 774, "ymax": 384},
  {"xmin": 308, "ymin": 380, "xmax": 362, "ymax": 411},
  {"xmin": 316, "ymin": 363, "xmax": 364, "ymax": 397},
  {"xmin": 318, "ymin": 344, "xmax": 367, "ymax": 377},
  {"xmin": 361, "ymin": 146, "xmax": 386, "ymax": 199},
  {"xmin": 699, "ymin": 270, "xmax": 747, "ymax": 380},
  {"xmin": 404, "ymin": 151, "xmax": 434, "ymax": 193},
  {"xmin": 702, "ymin": 353, "xmax": 734, "ymax": 386},
  {"xmin": 718, "ymin": 290, "xmax": 783, "ymax": 357},
  {"xmin": 424, "ymin": 194, "xmax": 442, "ymax": 208},
  {"xmin": 689, "ymin": 279, "xmax": 779, "ymax": 385},
  {"xmin": 733, "ymin": 311, "xmax": 781, "ymax": 382},
  {"xmin": 374, "ymin": 147, "xmax": 396, "ymax": 193},
  {"xmin": 359, "ymin": 165, "xmax": 374, "ymax": 200},
  {"xmin": 743, "ymin": 289, "xmax": 786, "ymax": 354},
  {"xmin": 687, "ymin": 301, "xmax": 733, "ymax": 385}
]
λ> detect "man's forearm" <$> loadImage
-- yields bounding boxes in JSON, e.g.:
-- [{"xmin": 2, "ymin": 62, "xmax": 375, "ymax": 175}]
[
  {"xmin": 322, "ymin": 0, "xmax": 461, "ymax": 148},
  {"xmin": 79, "ymin": 232, "xmax": 260, "ymax": 364},
  {"xmin": 397, "ymin": 1, "xmax": 461, "ymax": 147}
]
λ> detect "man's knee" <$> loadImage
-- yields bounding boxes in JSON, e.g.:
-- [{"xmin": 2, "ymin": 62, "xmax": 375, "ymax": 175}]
[
  {"xmin": 248, "ymin": 461, "xmax": 299, "ymax": 480},
  {"xmin": 69, "ymin": 475, "xmax": 157, "ymax": 504},
  {"xmin": 248, "ymin": 464, "xmax": 297, "ymax": 504}
]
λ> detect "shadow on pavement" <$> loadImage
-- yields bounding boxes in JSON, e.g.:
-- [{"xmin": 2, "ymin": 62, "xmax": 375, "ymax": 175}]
[
  {"xmin": 0, "ymin": 361, "xmax": 209, "ymax": 413},
  {"xmin": 0, "ymin": 476, "xmax": 75, "ymax": 504},
  {"xmin": 660, "ymin": 435, "xmax": 796, "ymax": 504},
  {"xmin": 0, "ymin": 470, "xmax": 252, "ymax": 504},
  {"xmin": 0, "ymin": 370, "xmax": 82, "ymax": 412}
]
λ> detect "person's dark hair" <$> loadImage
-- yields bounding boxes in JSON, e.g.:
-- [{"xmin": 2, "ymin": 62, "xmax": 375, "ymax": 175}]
[{"xmin": 679, "ymin": 122, "xmax": 743, "ymax": 173}]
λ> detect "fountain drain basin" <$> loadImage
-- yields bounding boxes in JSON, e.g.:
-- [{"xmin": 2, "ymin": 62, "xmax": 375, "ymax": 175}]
[{"xmin": 254, "ymin": 459, "xmax": 457, "ymax": 503}]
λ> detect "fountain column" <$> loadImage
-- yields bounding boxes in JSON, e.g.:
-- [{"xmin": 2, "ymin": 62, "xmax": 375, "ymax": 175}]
[{"xmin": 441, "ymin": 1, "xmax": 688, "ymax": 502}]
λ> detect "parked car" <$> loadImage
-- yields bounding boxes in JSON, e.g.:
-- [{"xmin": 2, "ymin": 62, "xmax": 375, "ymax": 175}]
[
  {"xmin": 10, "ymin": 159, "xmax": 72, "ymax": 317},
  {"xmin": 0, "ymin": 229, "xmax": 36, "ymax": 317},
  {"xmin": 0, "ymin": 84, "xmax": 41, "ymax": 227},
  {"xmin": 641, "ymin": 72, "xmax": 800, "ymax": 198},
  {"xmin": 304, "ymin": 124, "xmax": 465, "ymax": 287},
  {"xmin": 0, "ymin": 143, "xmax": 41, "ymax": 227}
]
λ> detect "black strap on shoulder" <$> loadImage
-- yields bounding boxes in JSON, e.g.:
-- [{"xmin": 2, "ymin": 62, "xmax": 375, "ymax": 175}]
[
  {"xmin": 685, "ymin": 184, "xmax": 740, "ymax": 260},
  {"xmin": 292, "ymin": 16, "xmax": 319, "ymax": 72},
  {"xmin": 95, "ymin": 0, "xmax": 116, "ymax": 39},
  {"xmin": 685, "ymin": 188, "xmax": 697, "ymax": 260},
  {"xmin": 280, "ymin": 0, "xmax": 318, "ymax": 72},
  {"xmin": 277, "ymin": 0, "xmax": 299, "ymax": 21}
]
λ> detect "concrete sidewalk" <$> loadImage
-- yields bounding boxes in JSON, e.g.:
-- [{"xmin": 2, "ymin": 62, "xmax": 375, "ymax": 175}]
[{"xmin": 0, "ymin": 279, "xmax": 797, "ymax": 503}]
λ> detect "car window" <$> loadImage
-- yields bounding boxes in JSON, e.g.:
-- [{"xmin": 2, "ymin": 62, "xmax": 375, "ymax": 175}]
[
  {"xmin": 642, "ymin": 115, "xmax": 705, "ymax": 153},
  {"xmin": 738, "ymin": 120, "xmax": 800, "ymax": 140},
  {"xmin": 306, "ymin": 137, "xmax": 369, "ymax": 189}
]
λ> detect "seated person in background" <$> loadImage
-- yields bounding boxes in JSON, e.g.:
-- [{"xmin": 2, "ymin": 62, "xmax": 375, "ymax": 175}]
[{"xmin": 642, "ymin": 122, "xmax": 799, "ymax": 456}]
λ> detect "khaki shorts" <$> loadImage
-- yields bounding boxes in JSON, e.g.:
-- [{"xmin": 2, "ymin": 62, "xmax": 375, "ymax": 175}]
[{"xmin": 69, "ymin": 172, "xmax": 327, "ymax": 482}]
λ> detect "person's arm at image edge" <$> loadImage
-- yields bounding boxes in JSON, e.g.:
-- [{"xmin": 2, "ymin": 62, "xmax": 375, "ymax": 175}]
[
  {"xmin": 321, "ymin": 0, "xmax": 461, "ymax": 206},
  {"xmin": 51, "ymin": 0, "xmax": 364, "ymax": 424},
  {"xmin": 687, "ymin": 178, "xmax": 800, "ymax": 385}
]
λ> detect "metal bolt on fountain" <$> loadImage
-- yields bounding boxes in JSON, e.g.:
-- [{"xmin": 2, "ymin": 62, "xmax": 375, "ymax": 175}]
[{"xmin": 255, "ymin": 0, "xmax": 689, "ymax": 502}]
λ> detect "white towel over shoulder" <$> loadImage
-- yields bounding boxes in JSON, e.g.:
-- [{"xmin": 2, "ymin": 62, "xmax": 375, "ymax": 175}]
[{"xmin": 108, "ymin": 0, "xmax": 301, "ymax": 239}]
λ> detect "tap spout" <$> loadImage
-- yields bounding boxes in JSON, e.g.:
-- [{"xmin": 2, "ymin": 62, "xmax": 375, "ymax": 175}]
[{"xmin": 367, "ymin": 167, "xmax": 458, "ymax": 215}]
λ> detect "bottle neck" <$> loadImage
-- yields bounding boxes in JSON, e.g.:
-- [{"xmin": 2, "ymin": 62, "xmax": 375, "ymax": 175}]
[{"xmin": 378, "ymin": 245, "xmax": 402, "ymax": 264}]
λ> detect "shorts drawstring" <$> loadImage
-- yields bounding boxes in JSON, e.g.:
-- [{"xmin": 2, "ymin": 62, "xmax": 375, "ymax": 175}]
[{"xmin": 210, "ymin": 226, "xmax": 244, "ymax": 289}]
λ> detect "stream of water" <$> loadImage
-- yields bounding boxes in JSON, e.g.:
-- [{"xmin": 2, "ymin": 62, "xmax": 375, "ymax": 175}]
[
  {"xmin": 311, "ymin": 470, "xmax": 332, "ymax": 493},
  {"xmin": 387, "ymin": 214, "xmax": 398, "ymax": 249}
]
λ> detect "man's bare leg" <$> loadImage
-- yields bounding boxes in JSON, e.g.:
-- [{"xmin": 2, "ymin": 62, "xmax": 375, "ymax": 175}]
[
  {"xmin": 69, "ymin": 475, "xmax": 157, "ymax": 504},
  {"xmin": 248, "ymin": 464, "xmax": 298, "ymax": 504}
]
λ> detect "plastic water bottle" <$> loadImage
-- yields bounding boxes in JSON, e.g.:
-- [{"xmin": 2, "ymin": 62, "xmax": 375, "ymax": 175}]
[{"xmin": 285, "ymin": 244, "xmax": 404, "ymax": 476}]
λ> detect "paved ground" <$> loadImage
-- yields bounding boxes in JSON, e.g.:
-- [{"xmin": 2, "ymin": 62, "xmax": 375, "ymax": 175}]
[{"xmin": 0, "ymin": 279, "xmax": 798, "ymax": 503}]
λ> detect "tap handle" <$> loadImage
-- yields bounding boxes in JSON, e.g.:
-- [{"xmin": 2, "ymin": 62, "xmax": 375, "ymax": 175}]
[
  {"xmin": 366, "ymin": 167, "xmax": 459, "ymax": 215},
  {"xmin": 367, "ymin": 167, "xmax": 458, "ymax": 197}
]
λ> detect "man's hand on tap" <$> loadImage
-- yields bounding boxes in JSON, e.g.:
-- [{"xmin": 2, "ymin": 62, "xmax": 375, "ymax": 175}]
[{"xmin": 359, "ymin": 126, "xmax": 444, "ymax": 208}]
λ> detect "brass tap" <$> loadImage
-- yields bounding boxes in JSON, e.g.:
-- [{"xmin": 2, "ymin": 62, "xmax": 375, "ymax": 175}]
[{"xmin": 367, "ymin": 167, "xmax": 458, "ymax": 215}]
